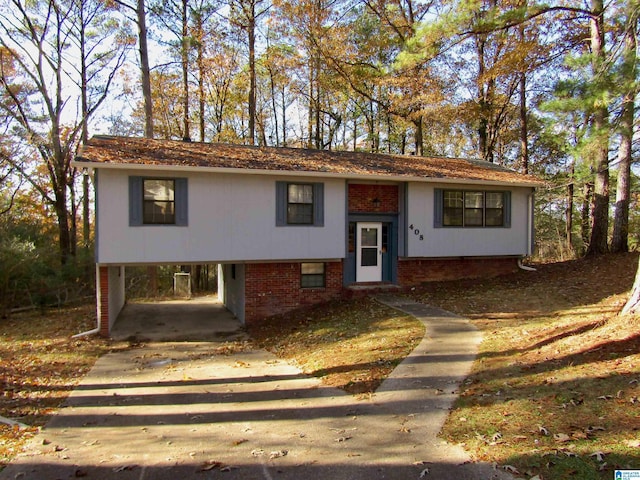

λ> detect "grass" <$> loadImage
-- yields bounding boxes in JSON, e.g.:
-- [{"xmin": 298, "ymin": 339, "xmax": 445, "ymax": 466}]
[
  {"xmin": 412, "ymin": 252, "xmax": 640, "ymax": 479},
  {"xmin": 1, "ymin": 253, "xmax": 638, "ymax": 479},
  {"xmin": 249, "ymin": 297, "xmax": 425, "ymax": 394},
  {"xmin": 0, "ymin": 305, "xmax": 113, "ymax": 468}
]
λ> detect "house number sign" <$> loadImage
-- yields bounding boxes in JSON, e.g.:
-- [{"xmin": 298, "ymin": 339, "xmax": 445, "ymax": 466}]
[{"xmin": 409, "ymin": 224, "xmax": 424, "ymax": 241}]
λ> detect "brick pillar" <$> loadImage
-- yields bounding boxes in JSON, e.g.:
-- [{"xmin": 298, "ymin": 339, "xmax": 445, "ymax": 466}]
[{"xmin": 98, "ymin": 265, "xmax": 110, "ymax": 337}]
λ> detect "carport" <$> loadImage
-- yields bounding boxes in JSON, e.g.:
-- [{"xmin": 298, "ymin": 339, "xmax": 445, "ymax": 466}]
[
  {"xmin": 110, "ymin": 296, "xmax": 244, "ymax": 342},
  {"xmin": 96, "ymin": 264, "xmax": 243, "ymax": 338}
]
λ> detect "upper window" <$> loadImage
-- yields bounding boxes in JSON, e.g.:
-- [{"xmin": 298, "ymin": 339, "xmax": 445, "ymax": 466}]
[
  {"xmin": 276, "ymin": 181, "xmax": 324, "ymax": 227},
  {"xmin": 437, "ymin": 189, "xmax": 510, "ymax": 228},
  {"xmin": 287, "ymin": 184, "xmax": 314, "ymax": 224},
  {"xmin": 143, "ymin": 179, "xmax": 175, "ymax": 224},
  {"xmin": 129, "ymin": 176, "xmax": 188, "ymax": 226}
]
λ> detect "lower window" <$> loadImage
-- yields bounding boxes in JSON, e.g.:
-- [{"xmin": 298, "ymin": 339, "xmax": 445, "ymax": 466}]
[{"xmin": 301, "ymin": 263, "xmax": 325, "ymax": 288}]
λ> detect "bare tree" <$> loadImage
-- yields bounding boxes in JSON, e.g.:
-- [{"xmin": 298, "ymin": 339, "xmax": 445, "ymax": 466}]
[{"xmin": 0, "ymin": 0, "xmax": 127, "ymax": 264}]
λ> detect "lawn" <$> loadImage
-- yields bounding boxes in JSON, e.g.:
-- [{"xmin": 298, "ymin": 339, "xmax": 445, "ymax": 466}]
[
  {"xmin": 249, "ymin": 297, "xmax": 424, "ymax": 394},
  {"xmin": 413, "ymin": 252, "xmax": 640, "ymax": 479},
  {"xmin": 0, "ymin": 305, "xmax": 113, "ymax": 468},
  {"xmin": 1, "ymin": 253, "xmax": 638, "ymax": 479}
]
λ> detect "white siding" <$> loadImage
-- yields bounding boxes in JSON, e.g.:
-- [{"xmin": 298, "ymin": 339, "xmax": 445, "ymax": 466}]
[
  {"xmin": 218, "ymin": 264, "xmax": 245, "ymax": 323},
  {"xmin": 406, "ymin": 183, "xmax": 533, "ymax": 257},
  {"xmin": 96, "ymin": 169, "xmax": 345, "ymax": 264}
]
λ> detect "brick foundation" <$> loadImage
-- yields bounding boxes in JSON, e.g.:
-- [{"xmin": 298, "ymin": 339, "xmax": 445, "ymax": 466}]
[
  {"xmin": 98, "ymin": 266, "xmax": 110, "ymax": 337},
  {"xmin": 397, "ymin": 257, "xmax": 519, "ymax": 284},
  {"xmin": 244, "ymin": 261, "xmax": 343, "ymax": 326},
  {"xmin": 348, "ymin": 184, "xmax": 398, "ymax": 213}
]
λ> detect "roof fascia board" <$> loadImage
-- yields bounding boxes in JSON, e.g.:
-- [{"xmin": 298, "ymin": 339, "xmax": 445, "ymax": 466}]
[{"xmin": 72, "ymin": 159, "xmax": 542, "ymax": 188}]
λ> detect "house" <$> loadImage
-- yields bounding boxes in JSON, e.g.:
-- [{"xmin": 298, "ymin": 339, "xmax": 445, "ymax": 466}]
[{"xmin": 73, "ymin": 135, "xmax": 542, "ymax": 336}]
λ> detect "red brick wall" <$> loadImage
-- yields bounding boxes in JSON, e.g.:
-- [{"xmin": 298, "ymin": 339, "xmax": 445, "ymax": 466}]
[
  {"xmin": 244, "ymin": 261, "xmax": 343, "ymax": 326},
  {"xmin": 397, "ymin": 257, "xmax": 519, "ymax": 284},
  {"xmin": 348, "ymin": 184, "xmax": 398, "ymax": 213},
  {"xmin": 98, "ymin": 266, "xmax": 110, "ymax": 337}
]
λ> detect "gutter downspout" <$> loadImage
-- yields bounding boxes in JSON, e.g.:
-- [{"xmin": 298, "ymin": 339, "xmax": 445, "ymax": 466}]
[
  {"xmin": 518, "ymin": 257, "xmax": 537, "ymax": 272},
  {"xmin": 518, "ymin": 190, "xmax": 537, "ymax": 272}
]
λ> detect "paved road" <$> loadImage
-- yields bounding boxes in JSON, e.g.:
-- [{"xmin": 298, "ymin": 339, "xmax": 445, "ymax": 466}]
[{"xmin": 0, "ymin": 297, "xmax": 515, "ymax": 480}]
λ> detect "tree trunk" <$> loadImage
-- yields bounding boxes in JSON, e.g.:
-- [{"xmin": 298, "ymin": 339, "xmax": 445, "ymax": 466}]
[
  {"xmin": 248, "ymin": 6, "xmax": 256, "ymax": 146},
  {"xmin": 586, "ymin": 0, "xmax": 610, "ymax": 256},
  {"xmin": 69, "ymin": 175, "xmax": 78, "ymax": 258},
  {"xmin": 83, "ymin": 172, "xmax": 90, "ymax": 249},
  {"xmin": 138, "ymin": 0, "xmax": 153, "ymax": 138},
  {"xmin": 566, "ymin": 160, "xmax": 575, "ymax": 250},
  {"xmin": 519, "ymin": 17, "xmax": 529, "ymax": 174},
  {"xmin": 612, "ymin": 4, "xmax": 636, "ymax": 253},
  {"xmin": 477, "ymin": 34, "xmax": 489, "ymax": 161},
  {"xmin": 281, "ymin": 85, "xmax": 287, "ymax": 146},
  {"xmin": 55, "ymin": 190, "xmax": 71, "ymax": 266},
  {"xmin": 308, "ymin": 61, "xmax": 314, "ymax": 148},
  {"xmin": 414, "ymin": 117, "xmax": 423, "ymax": 156},
  {"xmin": 181, "ymin": 0, "xmax": 191, "ymax": 142},
  {"xmin": 621, "ymin": 256, "xmax": 640, "ymax": 315},
  {"xmin": 197, "ymin": 27, "xmax": 205, "ymax": 142},
  {"xmin": 269, "ymin": 66, "xmax": 279, "ymax": 146},
  {"xmin": 581, "ymin": 181, "xmax": 593, "ymax": 255},
  {"xmin": 519, "ymin": 71, "xmax": 529, "ymax": 174},
  {"xmin": 79, "ymin": 1, "xmax": 90, "ymax": 253}
]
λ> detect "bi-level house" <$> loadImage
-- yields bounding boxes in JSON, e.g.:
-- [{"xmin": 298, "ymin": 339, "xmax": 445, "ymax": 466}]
[{"xmin": 73, "ymin": 136, "xmax": 542, "ymax": 336}]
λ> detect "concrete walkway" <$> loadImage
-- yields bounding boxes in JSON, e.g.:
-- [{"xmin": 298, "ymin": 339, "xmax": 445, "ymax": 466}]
[{"xmin": 0, "ymin": 297, "xmax": 515, "ymax": 480}]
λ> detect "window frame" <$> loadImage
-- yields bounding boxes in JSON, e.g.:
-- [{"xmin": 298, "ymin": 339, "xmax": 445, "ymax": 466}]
[
  {"xmin": 435, "ymin": 189, "xmax": 510, "ymax": 228},
  {"xmin": 300, "ymin": 262, "xmax": 326, "ymax": 288}
]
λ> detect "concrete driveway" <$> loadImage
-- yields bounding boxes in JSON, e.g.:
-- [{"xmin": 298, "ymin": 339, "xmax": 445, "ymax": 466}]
[{"xmin": 0, "ymin": 297, "xmax": 515, "ymax": 480}]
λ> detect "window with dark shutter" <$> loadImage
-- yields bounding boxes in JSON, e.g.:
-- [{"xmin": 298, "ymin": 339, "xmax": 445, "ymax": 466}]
[
  {"xmin": 129, "ymin": 176, "xmax": 188, "ymax": 226},
  {"xmin": 276, "ymin": 181, "xmax": 324, "ymax": 226}
]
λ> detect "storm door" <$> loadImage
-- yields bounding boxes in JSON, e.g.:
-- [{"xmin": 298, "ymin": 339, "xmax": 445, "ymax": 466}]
[{"xmin": 356, "ymin": 222, "xmax": 382, "ymax": 282}]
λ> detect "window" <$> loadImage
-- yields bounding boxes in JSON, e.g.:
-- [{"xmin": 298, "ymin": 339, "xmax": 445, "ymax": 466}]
[
  {"xmin": 143, "ymin": 179, "xmax": 175, "ymax": 224},
  {"xmin": 443, "ymin": 191, "xmax": 463, "ymax": 226},
  {"xmin": 129, "ymin": 176, "xmax": 188, "ymax": 226},
  {"xmin": 276, "ymin": 182, "xmax": 324, "ymax": 226},
  {"xmin": 287, "ymin": 184, "xmax": 314, "ymax": 224},
  {"xmin": 435, "ymin": 189, "xmax": 510, "ymax": 228},
  {"xmin": 301, "ymin": 263, "xmax": 325, "ymax": 288}
]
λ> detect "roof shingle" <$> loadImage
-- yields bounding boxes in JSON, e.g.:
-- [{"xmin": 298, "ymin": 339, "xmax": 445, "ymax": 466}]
[{"xmin": 75, "ymin": 135, "xmax": 542, "ymax": 186}]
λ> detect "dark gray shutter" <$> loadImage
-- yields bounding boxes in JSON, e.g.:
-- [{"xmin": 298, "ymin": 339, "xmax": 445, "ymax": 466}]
[
  {"xmin": 129, "ymin": 176, "xmax": 143, "ymax": 226},
  {"xmin": 503, "ymin": 191, "xmax": 511, "ymax": 228},
  {"xmin": 175, "ymin": 178, "xmax": 188, "ymax": 226},
  {"xmin": 313, "ymin": 183, "xmax": 324, "ymax": 226},
  {"xmin": 275, "ymin": 181, "xmax": 287, "ymax": 226},
  {"xmin": 434, "ymin": 188, "xmax": 443, "ymax": 228}
]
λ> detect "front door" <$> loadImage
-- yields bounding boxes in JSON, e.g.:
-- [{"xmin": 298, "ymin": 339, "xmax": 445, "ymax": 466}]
[{"xmin": 356, "ymin": 222, "xmax": 382, "ymax": 282}]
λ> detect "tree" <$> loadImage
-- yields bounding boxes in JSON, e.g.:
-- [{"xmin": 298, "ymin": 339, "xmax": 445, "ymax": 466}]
[
  {"xmin": 228, "ymin": 0, "xmax": 269, "ymax": 145},
  {"xmin": 611, "ymin": 0, "xmax": 638, "ymax": 253},
  {"xmin": 0, "ymin": 0, "xmax": 127, "ymax": 265},
  {"xmin": 115, "ymin": 0, "xmax": 154, "ymax": 138},
  {"xmin": 621, "ymin": 256, "xmax": 640, "ymax": 315},
  {"xmin": 585, "ymin": 0, "xmax": 610, "ymax": 255},
  {"xmin": 150, "ymin": 0, "xmax": 200, "ymax": 141}
]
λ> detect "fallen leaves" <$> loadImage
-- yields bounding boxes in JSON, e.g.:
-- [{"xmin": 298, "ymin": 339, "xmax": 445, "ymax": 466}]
[
  {"xmin": 0, "ymin": 305, "xmax": 113, "ymax": 467},
  {"xmin": 248, "ymin": 298, "xmax": 424, "ymax": 395},
  {"xmin": 431, "ymin": 253, "xmax": 640, "ymax": 480}
]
